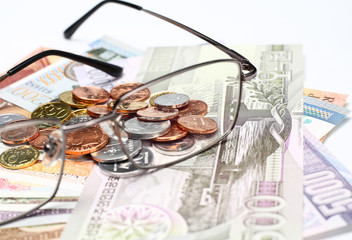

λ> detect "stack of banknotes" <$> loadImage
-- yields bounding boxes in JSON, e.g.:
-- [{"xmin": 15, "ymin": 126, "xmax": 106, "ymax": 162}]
[{"xmin": 0, "ymin": 36, "xmax": 351, "ymax": 240}]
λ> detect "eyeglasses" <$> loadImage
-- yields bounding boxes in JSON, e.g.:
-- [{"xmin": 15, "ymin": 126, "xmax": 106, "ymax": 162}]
[{"xmin": 0, "ymin": 0, "xmax": 256, "ymax": 227}]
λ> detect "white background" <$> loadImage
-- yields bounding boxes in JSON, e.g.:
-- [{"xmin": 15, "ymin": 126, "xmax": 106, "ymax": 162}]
[{"xmin": 0, "ymin": 0, "xmax": 352, "ymax": 239}]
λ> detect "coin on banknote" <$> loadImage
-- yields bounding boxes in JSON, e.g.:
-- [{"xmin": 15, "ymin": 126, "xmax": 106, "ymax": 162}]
[
  {"xmin": 72, "ymin": 86, "xmax": 110, "ymax": 104},
  {"xmin": 29, "ymin": 128, "xmax": 55, "ymax": 150},
  {"xmin": 137, "ymin": 107, "xmax": 179, "ymax": 121},
  {"xmin": 31, "ymin": 102, "xmax": 71, "ymax": 123},
  {"xmin": 124, "ymin": 118, "xmax": 171, "ymax": 139},
  {"xmin": 0, "ymin": 113, "xmax": 27, "ymax": 127},
  {"xmin": 177, "ymin": 115, "xmax": 217, "ymax": 134},
  {"xmin": 59, "ymin": 91, "xmax": 90, "ymax": 108},
  {"xmin": 153, "ymin": 121, "xmax": 188, "ymax": 142},
  {"xmin": 115, "ymin": 101, "xmax": 148, "ymax": 114},
  {"xmin": 110, "ymin": 82, "xmax": 150, "ymax": 102},
  {"xmin": 178, "ymin": 100, "xmax": 208, "ymax": 117},
  {"xmin": 87, "ymin": 105, "xmax": 111, "ymax": 117},
  {"xmin": 66, "ymin": 126, "xmax": 109, "ymax": 155},
  {"xmin": 91, "ymin": 138, "xmax": 142, "ymax": 163},
  {"xmin": 149, "ymin": 91, "xmax": 175, "ymax": 106},
  {"xmin": 153, "ymin": 134, "xmax": 195, "ymax": 156},
  {"xmin": 1, "ymin": 121, "xmax": 39, "ymax": 144},
  {"xmin": 98, "ymin": 148, "xmax": 153, "ymax": 178},
  {"xmin": 154, "ymin": 93, "xmax": 189, "ymax": 109},
  {"xmin": 0, "ymin": 145, "xmax": 40, "ymax": 169}
]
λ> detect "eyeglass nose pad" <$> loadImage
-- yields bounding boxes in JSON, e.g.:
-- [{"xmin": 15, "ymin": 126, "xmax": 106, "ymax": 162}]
[{"xmin": 43, "ymin": 130, "xmax": 64, "ymax": 167}]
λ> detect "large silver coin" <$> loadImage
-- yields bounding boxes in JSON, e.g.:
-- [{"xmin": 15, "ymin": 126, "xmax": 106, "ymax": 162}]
[
  {"xmin": 0, "ymin": 113, "xmax": 27, "ymax": 127},
  {"xmin": 154, "ymin": 93, "xmax": 189, "ymax": 108},
  {"xmin": 98, "ymin": 148, "xmax": 153, "ymax": 178},
  {"xmin": 91, "ymin": 138, "xmax": 142, "ymax": 163},
  {"xmin": 152, "ymin": 135, "xmax": 196, "ymax": 156},
  {"xmin": 124, "ymin": 118, "xmax": 171, "ymax": 139}
]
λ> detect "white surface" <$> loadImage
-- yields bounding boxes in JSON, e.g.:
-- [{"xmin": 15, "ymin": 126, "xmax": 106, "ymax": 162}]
[{"xmin": 1, "ymin": 0, "xmax": 352, "ymax": 238}]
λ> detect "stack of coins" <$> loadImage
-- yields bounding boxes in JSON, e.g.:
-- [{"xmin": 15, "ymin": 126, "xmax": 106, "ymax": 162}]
[{"xmin": 0, "ymin": 82, "xmax": 218, "ymax": 177}]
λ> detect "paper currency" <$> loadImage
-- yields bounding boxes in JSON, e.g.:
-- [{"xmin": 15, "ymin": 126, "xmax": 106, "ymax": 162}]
[
  {"xmin": 0, "ymin": 223, "xmax": 65, "ymax": 240},
  {"xmin": 304, "ymin": 128, "xmax": 352, "ymax": 239},
  {"xmin": 303, "ymin": 95, "xmax": 350, "ymax": 140},
  {"xmin": 303, "ymin": 88, "xmax": 349, "ymax": 107},
  {"xmin": 0, "ymin": 36, "xmax": 142, "ymax": 112},
  {"xmin": 62, "ymin": 44, "xmax": 304, "ymax": 239}
]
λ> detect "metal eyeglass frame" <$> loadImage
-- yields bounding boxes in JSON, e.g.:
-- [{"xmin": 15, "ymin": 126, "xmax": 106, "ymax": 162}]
[{"xmin": 0, "ymin": 0, "xmax": 256, "ymax": 226}]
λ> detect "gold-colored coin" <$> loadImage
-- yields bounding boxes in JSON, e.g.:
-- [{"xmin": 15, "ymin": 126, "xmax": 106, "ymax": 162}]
[
  {"xmin": 59, "ymin": 91, "xmax": 90, "ymax": 109},
  {"xmin": 31, "ymin": 102, "xmax": 71, "ymax": 123},
  {"xmin": 149, "ymin": 92, "xmax": 175, "ymax": 107},
  {"xmin": 70, "ymin": 109, "xmax": 89, "ymax": 119},
  {"xmin": 0, "ymin": 145, "xmax": 40, "ymax": 169},
  {"xmin": 116, "ymin": 101, "xmax": 148, "ymax": 114}
]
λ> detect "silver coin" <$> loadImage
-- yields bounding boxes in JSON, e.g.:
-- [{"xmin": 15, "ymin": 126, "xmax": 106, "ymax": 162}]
[
  {"xmin": 124, "ymin": 118, "xmax": 171, "ymax": 139},
  {"xmin": 91, "ymin": 138, "xmax": 142, "ymax": 163},
  {"xmin": 98, "ymin": 148, "xmax": 153, "ymax": 178},
  {"xmin": 0, "ymin": 113, "xmax": 27, "ymax": 127},
  {"xmin": 152, "ymin": 135, "xmax": 196, "ymax": 156},
  {"xmin": 154, "ymin": 93, "xmax": 189, "ymax": 108},
  {"xmin": 63, "ymin": 115, "xmax": 93, "ymax": 126}
]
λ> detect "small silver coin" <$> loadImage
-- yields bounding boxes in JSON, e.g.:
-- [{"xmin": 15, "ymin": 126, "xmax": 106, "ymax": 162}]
[
  {"xmin": 63, "ymin": 115, "xmax": 93, "ymax": 126},
  {"xmin": 154, "ymin": 93, "xmax": 189, "ymax": 109},
  {"xmin": 152, "ymin": 135, "xmax": 196, "ymax": 156},
  {"xmin": 91, "ymin": 138, "xmax": 142, "ymax": 163},
  {"xmin": 0, "ymin": 113, "xmax": 27, "ymax": 127},
  {"xmin": 124, "ymin": 118, "xmax": 171, "ymax": 139},
  {"xmin": 98, "ymin": 148, "xmax": 153, "ymax": 178}
]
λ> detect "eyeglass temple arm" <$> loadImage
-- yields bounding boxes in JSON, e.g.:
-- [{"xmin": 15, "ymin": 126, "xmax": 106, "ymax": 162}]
[
  {"xmin": 0, "ymin": 49, "xmax": 122, "ymax": 83},
  {"xmin": 63, "ymin": 0, "xmax": 257, "ymax": 81}
]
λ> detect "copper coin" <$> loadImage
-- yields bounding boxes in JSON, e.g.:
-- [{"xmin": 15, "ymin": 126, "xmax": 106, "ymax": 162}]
[
  {"xmin": 72, "ymin": 86, "xmax": 110, "ymax": 104},
  {"xmin": 65, "ymin": 126, "xmax": 109, "ymax": 155},
  {"xmin": 177, "ymin": 115, "xmax": 217, "ymax": 134},
  {"xmin": 110, "ymin": 83, "xmax": 150, "ymax": 102},
  {"xmin": 1, "ymin": 122, "xmax": 39, "ymax": 144},
  {"xmin": 29, "ymin": 128, "xmax": 55, "ymax": 150},
  {"xmin": 152, "ymin": 135, "xmax": 195, "ymax": 156},
  {"xmin": 178, "ymin": 100, "xmax": 208, "ymax": 117},
  {"xmin": 149, "ymin": 91, "xmax": 175, "ymax": 107},
  {"xmin": 137, "ymin": 107, "xmax": 179, "ymax": 121},
  {"xmin": 153, "ymin": 121, "xmax": 188, "ymax": 142},
  {"xmin": 116, "ymin": 101, "xmax": 148, "ymax": 114},
  {"xmin": 59, "ymin": 91, "xmax": 90, "ymax": 108},
  {"xmin": 87, "ymin": 105, "xmax": 111, "ymax": 118}
]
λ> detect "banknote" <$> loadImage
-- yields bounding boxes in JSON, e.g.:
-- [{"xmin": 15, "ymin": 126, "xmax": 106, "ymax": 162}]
[
  {"xmin": 0, "ymin": 98, "xmax": 31, "ymax": 119},
  {"xmin": 0, "ymin": 47, "xmax": 61, "ymax": 89},
  {"xmin": 62, "ymin": 44, "xmax": 304, "ymax": 239},
  {"xmin": 0, "ymin": 36, "xmax": 142, "ymax": 112},
  {"xmin": 303, "ymin": 88, "xmax": 349, "ymax": 107},
  {"xmin": 304, "ymin": 128, "xmax": 352, "ymax": 239},
  {"xmin": 303, "ymin": 95, "xmax": 350, "ymax": 140},
  {"xmin": 0, "ymin": 223, "xmax": 65, "ymax": 240}
]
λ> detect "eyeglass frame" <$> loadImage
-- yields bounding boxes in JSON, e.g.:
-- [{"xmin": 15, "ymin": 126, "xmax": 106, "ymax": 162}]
[{"xmin": 0, "ymin": 0, "xmax": 256, "ymax": 226}]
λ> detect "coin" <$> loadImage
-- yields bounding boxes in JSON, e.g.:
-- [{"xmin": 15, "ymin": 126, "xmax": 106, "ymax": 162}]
[
  {"xmin": 98, "ymin": 148, "xmax": 153, "ymax": 178},
  {"xmin": 137, "ymin": 107, "xmax": 179, "ymax": 121},
  {"xmin": 72, "ymin": 86, "xmax": 110, "ymax": 104},
  {"xmin": 177, "ymin": 115, "xmax": 217, "ymax": 134},
  {"xmin": 91, "ymin": 138, "xmax": 142, "ymax": 163},
  {"xmin": 0, "ymin": 113, "xmax": 27, "ymax": 127},
  {"xmin": 63, "ymin": 115, "xmax": 93, "ymax": 126},
  {"xmin": 115, "ymin": 101, "xmax": 148, "ymax": 114},
  {"xmin": 59, "ymin": 91, "xmax": 90, "ymax": 108},
  {"xmin": 1, "ymin": 121, "xmax": 39, "ymax": 144},
  {"xmin": 110, "ymin": 83, "xmax": 150, "ymax": 102},
  {"xmin": 65, "ymin": 126, "xmax": 109, "ymax": 155},
  {"xmin": 178, "ymin": 100, "xmax": 208, "ymax": 117},
  {"xmin": 31, "ymin": 102, "xmax": 71, "ymax": 123},
  {"xmin": 152, "ymin": 135, "xmax": 195, "ymax": 156},
  {"xmin": 153, "ymin": 121, "xmax": 188, "ymax": 142},
  {"xmin": 124, "ymin": 118, "xmax": 171, "ymax": 139},
  {"xmin": 70, "ymin": 109, "xmax": 89, "ymax": 118},
  {"xmin": 154, "ymin": 93, "xmax": 189, "ymax": 109},
  {"xmin": 87, "ymin": 105, "xmax": 111, "ymax": 117},
  {"xmin": 149, "ymin": 91, "xmax": 175, "ymax": 106},
  {"xmin": 0, "ymin": 145, "xmax": 40, "ymax": 169},
  {"xmin": 66, "ymin": 153, "xmax": 93, "ymax": 162},
  {"xmin": 29, "ymin": 128, "xmax": 55, "ymax": 150}
]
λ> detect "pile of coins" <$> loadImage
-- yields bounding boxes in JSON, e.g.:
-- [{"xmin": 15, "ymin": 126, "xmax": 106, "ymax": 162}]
[{"xmin": 0, "ymin": 82, "xmax": 218, "ymax": 176}]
